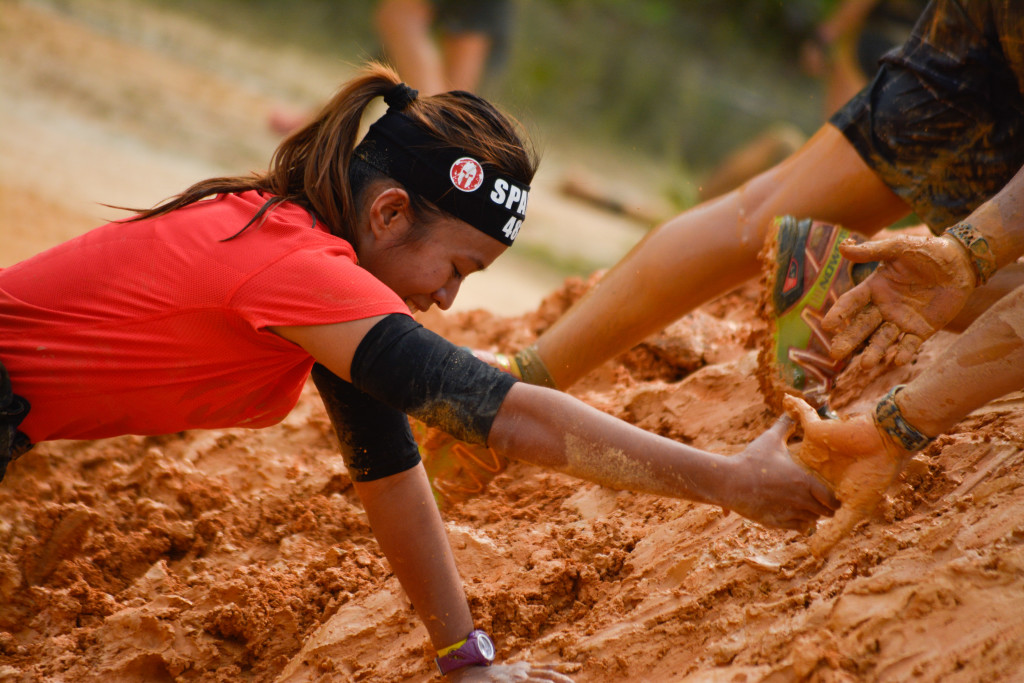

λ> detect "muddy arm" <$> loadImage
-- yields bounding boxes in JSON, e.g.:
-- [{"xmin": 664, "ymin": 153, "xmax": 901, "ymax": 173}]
[
  {"xmin": 898, "ymin": 283, "xmax": 1024, "ymax": 437},
  {"xmin": 489, "ymin": 383, "xmax": 837, "ymax": 530},
  {"xmin": 823, "ymin": 162, "xmax": 1024, "ymax": 366}
]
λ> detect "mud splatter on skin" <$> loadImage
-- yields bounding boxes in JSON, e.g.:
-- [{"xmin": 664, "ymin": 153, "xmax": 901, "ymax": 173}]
[
  {"xmin": 957, "ymin": 314, "xmax": 1024, "ymax": 368},
  {"xmin": 6, "ymin": 4, "xmax": 1024, "ymax": 680},
  {"xmin": 562, "ymin": 433, "xmax": 660, "ymax": 493}
]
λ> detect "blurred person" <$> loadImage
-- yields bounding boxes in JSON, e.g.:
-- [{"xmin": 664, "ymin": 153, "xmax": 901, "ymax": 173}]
[
  {"xmin": 800, "ymin": 0, "xmax": 927, "ymax": 117},
  {"xmin": 269, "ymin": 0, "xmax": 514, "ymax": 135},
  {"xmin": 374, "ymin": 0, "xmax": 514, "ymax": 96},
  {"xmin": 0, "ymin": 63, "xmax": 836, "ymax": 679}
]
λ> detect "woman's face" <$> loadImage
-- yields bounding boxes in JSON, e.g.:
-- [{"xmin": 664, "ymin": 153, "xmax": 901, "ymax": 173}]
[{"xmin": 358, "ymin": 189, "xmax": 508, "ymax": 313}]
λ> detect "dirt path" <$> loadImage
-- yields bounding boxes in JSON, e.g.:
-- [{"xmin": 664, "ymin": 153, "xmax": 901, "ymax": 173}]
[{"xmin": 2, "ymin": 2, "xmax": 1024, "ymax": 682}]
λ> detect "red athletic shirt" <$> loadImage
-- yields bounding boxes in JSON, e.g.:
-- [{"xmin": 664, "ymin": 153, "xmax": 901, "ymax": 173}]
[{"xmin": 0, "ymin": 191, "xmax": 410, "ymax": 443}]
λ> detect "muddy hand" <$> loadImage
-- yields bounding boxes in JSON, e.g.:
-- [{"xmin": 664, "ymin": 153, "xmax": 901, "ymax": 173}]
[
  {"xmin": 783, "ymin": 394, "xmax": 904, "ymax": 556},
  {"xmin": 723, "ymin": 416, "xmax": 839, "ymax": 532},
  {"xmin": 450, "ymin": 661, "xmax": 574, "ymax": 682},
  {"xmin": 822, "ymin": 234, "xmax": 975, "ymax": 368}
]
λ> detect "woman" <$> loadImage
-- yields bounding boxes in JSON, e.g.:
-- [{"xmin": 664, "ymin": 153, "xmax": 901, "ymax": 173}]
[{"xmin": 0, "ymin": 63, "xmax": 835, "ymax": 679}]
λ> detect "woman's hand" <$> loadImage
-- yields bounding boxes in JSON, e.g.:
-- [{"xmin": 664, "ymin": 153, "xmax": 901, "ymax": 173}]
[
  {"xmin": 449, "ymin": 662, "xmax": 574, "ymax": 682},
  {"xmin": 720, "ymin": 416, "xmax": 839, "ymax": 532},
  {"xmin": 783, "ymin": 394, "xmax": 910, "ymax": 555},
  {"xmin": 822, "ymin": 233, "xmax": 975, "ymax": 368}
]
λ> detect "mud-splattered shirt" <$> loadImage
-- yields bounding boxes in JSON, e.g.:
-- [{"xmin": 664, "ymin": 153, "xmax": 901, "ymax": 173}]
[{"xmin": 831, "ymin": 0, "xmax": 1024, "ymax": 233}]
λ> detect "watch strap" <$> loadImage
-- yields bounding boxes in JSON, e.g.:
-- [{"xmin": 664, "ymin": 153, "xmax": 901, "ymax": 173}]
[{"xmin": 435, "ymin": 629, "xmax": 495, "ymax": 675}]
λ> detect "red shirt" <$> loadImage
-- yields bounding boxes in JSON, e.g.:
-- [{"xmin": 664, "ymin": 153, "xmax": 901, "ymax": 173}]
[{"xmin": 0, "ymin": 191, "xmax": 409, "ymax": 442}]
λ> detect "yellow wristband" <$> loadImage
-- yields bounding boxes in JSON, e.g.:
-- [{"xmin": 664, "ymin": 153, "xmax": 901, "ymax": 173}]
[{"xmin": 437, "ymin": 637, "xmax": 468, "ymax": 658}]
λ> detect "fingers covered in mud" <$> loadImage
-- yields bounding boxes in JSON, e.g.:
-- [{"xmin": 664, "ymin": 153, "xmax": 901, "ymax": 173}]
[
  {"xmin": 781, "ymin": 394, "xmax": 907, "ymax": 555},
  {"xmin": 826, "ymin": 233, "xmax": 976, "ymax": 370},
  {"xmin": 724, "ymin": 415, "xmax": 841, "ymax": 531}
]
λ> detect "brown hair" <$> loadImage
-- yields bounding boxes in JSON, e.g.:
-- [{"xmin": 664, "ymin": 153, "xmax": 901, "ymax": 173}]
[{"xmin": 125, "ymin": 62, "xmax": 538, "ymax": 243}]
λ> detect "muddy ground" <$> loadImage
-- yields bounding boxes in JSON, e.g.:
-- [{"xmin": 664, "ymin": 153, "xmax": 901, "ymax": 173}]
[{"xmin": 2, "ymin": 1, "xmax": 1023, "ymax": 681}]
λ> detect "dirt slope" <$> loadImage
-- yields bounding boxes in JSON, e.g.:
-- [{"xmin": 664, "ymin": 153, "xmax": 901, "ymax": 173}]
[{"xmin": 2, "ymin": 2, "xmax": 1023, "ymax": 682}]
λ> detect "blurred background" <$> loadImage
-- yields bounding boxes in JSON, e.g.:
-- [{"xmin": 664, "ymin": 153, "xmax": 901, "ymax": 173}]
[
  {"xmin": 3, "ymin": 0, "xmax": 867, "ymax": 312},
  {"xmin": 148, "ymin": 0, "xmax": 830, "ymax": 185}
]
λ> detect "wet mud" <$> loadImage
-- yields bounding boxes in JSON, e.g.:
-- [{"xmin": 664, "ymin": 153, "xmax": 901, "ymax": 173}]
[{"xmin": 3, "ymin": 3, "xmax": 1024, "ymax": 681}]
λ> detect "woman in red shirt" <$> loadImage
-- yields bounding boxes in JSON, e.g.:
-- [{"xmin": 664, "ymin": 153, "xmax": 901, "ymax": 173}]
[{"xmin": 0, "ymin": 62, "xmax": 835, "ymax": 679}]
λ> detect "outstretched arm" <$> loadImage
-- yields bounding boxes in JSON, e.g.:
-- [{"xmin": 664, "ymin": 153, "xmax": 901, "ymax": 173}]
[
  {"xmin": 489, "ymin": 382, "xmax": 837, "ymax": 531},
  {"xmin": 281, "ymin": 314, "xmax": 838, "ymax": 533},
  {"xmin": 823, "ymin": 162, "xmax": 1024, "ymax": 367}
]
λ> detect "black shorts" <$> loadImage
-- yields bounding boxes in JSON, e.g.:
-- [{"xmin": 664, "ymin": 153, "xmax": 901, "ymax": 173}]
[
  {"xmin": 431, "ymin": 0, "xmax": 514, "ymax": 72},
  {"xmin": 831, "ymin": 0, "xmax": 1024, "ymax": 233}
]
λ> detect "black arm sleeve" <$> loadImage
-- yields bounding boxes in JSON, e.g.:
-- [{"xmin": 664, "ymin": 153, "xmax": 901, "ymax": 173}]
[
  {"xmin": 349, "ymin": 313, "xmax": 518, "ymax": 445},
  {"xmin": 310, "ymin": 363, "xmax": 421, "ymax": 482}
]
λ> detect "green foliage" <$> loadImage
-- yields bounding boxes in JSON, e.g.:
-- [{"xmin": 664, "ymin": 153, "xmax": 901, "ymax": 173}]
[
  {"xmin": 139, "ymin": 0, "xmax": 839, "ymax": 171},
  {"xmin": 501, "ymin": 0, "xmax": 830, "ymax": 170}
]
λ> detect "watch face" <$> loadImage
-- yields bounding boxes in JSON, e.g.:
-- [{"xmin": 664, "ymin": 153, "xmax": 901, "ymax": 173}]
[{"xmin": 472, "ymin": 632, "xmax": 496, "ymax": 661}]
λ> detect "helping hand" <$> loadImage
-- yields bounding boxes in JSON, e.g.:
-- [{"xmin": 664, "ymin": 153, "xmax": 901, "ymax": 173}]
[
  {"xmin": 722, "ymin": 416, "xmax": 839, "ymax": 532},
  {"xmin": 783, "ymin": 394, "xmax": 907, "ymax": 555},
  {"xmin": 822, "ymin": 234, "xmax": 975, "ymax": 368},
  {"xmin": 449, "ymin": 662, "xmax": 574, "ymax": 682}
]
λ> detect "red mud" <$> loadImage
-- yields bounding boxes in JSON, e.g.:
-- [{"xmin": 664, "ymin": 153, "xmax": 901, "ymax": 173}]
[{"xmin": 3, "ymin": 3, "xmax": 1024, "ymax": 681}]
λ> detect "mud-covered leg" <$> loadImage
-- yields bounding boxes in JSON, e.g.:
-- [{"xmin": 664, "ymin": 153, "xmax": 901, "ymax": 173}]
[{"xmin": 518, "ymin": 125, "xmax": 909, "ymax": 390}]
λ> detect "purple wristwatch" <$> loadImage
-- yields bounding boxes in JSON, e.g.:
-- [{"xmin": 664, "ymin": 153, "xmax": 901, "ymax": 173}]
[{"xmin": 435, "ymin": 629, "xmax": 496, "ymax": 675}]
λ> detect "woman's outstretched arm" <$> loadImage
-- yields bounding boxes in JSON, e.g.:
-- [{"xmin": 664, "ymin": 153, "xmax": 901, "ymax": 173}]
[{"xmin": 489, "ymin": 382, "xmax": 838, "ymax": 531}]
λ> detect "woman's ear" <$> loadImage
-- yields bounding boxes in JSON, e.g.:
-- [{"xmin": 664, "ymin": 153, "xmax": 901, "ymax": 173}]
[{"xmin": 367, "ymin": 187, "xmax": 414, "ymax": 242}]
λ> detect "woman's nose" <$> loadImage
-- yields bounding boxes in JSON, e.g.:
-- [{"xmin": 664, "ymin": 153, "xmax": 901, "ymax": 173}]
[{"xmin": 432, "ymin": 280, "xmax": 461, "ymax": 310}]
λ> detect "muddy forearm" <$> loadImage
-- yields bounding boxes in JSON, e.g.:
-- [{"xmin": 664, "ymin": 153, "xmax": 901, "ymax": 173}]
[
  {"xmin": 488, "ymin": 383, "xmax": 731, "ymax": 505},
  {"xmin": 898, "ymin": 284, "xmax": 1024, "ymax": 437},
  {"xmin": 352, "ymin": 467, "xmax": 473, "ymax": 651},
  {"xmin": 955, "ymin": 164, "xmax": 1024, "ymax": 272}
]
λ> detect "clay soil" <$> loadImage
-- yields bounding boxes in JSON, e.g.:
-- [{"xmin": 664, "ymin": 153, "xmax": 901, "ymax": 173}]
[{"xmin": 3, "ymin": 2, "xmax": 1024, "ymax": 681}]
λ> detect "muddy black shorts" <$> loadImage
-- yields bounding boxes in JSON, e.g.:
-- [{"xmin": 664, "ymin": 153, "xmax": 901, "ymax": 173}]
[{"xmin": 830, "ymin": 0, "xmax": 1024, "ymax": 234}]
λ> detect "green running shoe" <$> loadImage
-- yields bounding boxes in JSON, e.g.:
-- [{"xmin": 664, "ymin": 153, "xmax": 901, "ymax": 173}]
[{"xmin": 758, "ymin": 216, "xmax": 876, "ymax": 417}]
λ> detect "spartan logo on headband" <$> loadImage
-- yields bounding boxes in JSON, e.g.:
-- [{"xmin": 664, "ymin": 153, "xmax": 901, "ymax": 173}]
[
  {"xmin": 355, "ymin": 110, "xmax": 531, "ymax": 246},
  {"xmin": 450, "ymin": 157, "xmax": 484, "ymax": 192}
]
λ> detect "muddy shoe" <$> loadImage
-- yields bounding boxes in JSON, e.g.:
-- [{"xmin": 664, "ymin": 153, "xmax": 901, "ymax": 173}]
[
  {"xmin": 757, "ymin": 216, "xmax": 876, "ymax": 415},
  {"xmin": 412, "ymin": 418, "xmax": 510, "ymax": 510},
  {"xmin": 417, "ymin": 351, "xmax": 522, "ymax": 510}
]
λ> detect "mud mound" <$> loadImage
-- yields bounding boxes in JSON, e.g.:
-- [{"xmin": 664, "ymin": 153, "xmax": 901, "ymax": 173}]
[{"xmin": 2, "ymin": 3, "xmax": 1024, "ymax": 682}]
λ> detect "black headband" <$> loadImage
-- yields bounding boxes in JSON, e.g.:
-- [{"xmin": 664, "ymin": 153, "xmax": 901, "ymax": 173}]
[{"xmin": 354, "ymin": 108, "xmax": 530, "ymax": 246}]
